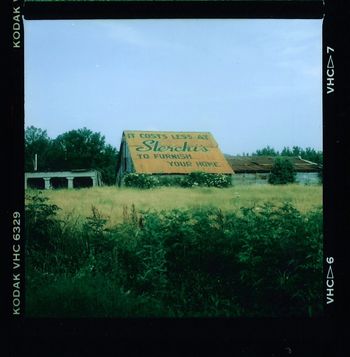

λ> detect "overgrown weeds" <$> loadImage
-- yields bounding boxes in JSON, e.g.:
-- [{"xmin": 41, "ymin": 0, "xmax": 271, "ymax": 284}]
[{"xmin": 25, "ymin": 191, "xmax": 323, "ymax": 317}]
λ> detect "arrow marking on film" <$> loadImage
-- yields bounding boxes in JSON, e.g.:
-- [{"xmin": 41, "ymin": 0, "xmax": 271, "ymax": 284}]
[
  {"xmin": 327, "ymin": 56, "xmax": 334, "ymax": 69},
  {"xmin": 327, "ymin": 265, "xmax": 334, "ymax": 279}
]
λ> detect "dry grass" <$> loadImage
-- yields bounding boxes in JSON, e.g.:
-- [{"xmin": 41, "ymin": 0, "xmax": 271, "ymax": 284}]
[{"xmin": 27, "ymin": 184, "xmax": 322, "ymax": 228}]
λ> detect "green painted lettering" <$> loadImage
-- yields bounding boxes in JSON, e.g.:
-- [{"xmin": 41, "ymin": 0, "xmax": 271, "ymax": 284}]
[
  {"xmin": 136, "ymin": 140, "xmax": 208, "ymax": 153},
  {"xmin": 135, "ymin": 140, "xmax": 154, "ymax": 152}
]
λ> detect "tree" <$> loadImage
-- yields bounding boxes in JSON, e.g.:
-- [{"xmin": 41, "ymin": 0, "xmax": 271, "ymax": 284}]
[
  {"xmin": 280, "ymin": 146, "xmax": 323, "ymax": 165},
  {"xmin": 52, "ymin": 128, "xmax": 105, "ymax": 169},
  {"xmin": 292, "ymin": 146, "xmax": 302, "ymax": 157},
  {"xmin": 268, "ymin": 157, "xmax": 296, "ymax": 185},
  {"xmin": 51, "ymin": 128, "xmax": 118, "ymax": 185},
  {"xmin": 303, "ymin": 147, "xmax": 323, "ymax": 165},
  {"xmin": 252, "ymin": 146, "xmax": 279, "ymax": 156},
  {"xmin": 25, "ymin": 126, "xmax": 52, "ymax": 172},
  {"xmin": 96, "ymin": 144, "xmax": 119, "ymax": 185},
  {"xmin": 280, "ymin": 147, "xmax": 293, "ymax": 157},
  {"xmin": 25, "ymin": 127, "xmax": 119, "ymax": 185}
]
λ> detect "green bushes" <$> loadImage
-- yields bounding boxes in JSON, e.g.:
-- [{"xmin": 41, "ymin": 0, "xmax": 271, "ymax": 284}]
[
  {"xmin": 25, "ymin": 192, "xmax": 322, "ymax": 317},
  {"xmin": 25, "ymin": 192, "xmax": 61, "ymax": 253},
  {"xmin": 123, "ymin": 172, "xmax": 232, "ymax": 189},
  {"xmin": 179, "ymin": 172, "xmax": 232, "ymax": 188},
  {"xmin": 269, "ymin": 157, "xmax": 296, "ymax": 184},
  {"xmin": 124, "ymin": 173, "xmax": 160, "ymax": 189}
]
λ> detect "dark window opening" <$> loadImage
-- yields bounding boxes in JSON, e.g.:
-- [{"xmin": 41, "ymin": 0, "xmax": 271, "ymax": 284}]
[
  {"xmin": 51, "ymin": 177, "xmax": 68, "ymax": 189},
  {"xmin": 74, "ymin": 177, "xmax": 93, "ymax": 188},
  {"xmin": 27, "ymin": 178, "xmax": 45, "ymax": 189}
]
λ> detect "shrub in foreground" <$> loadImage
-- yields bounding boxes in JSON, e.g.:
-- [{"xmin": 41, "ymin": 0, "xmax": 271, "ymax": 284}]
[
  {"xmin": 25, "ymin": 192, "xmax": 322, "ymax": 317},
  {"xmin": 268, "ymin": 157, "xmax": 296, "ymax": 184}
]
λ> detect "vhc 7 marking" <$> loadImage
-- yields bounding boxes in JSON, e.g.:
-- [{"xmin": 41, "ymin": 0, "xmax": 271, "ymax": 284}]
[{"xmin": 326, "ymin": 47, "xmax": 334, "ymax": 94}]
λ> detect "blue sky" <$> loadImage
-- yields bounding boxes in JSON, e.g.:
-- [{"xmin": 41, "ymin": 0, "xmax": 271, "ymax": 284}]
[{"xmin": 24, "ymin": 19, "xmax": 322, "ymax": 155}]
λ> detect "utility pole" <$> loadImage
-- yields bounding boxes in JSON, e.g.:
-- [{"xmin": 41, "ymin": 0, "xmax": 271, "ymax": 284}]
[{"xmin": 34, "ymin": 154, "xmax": 37, "ymax": 171}]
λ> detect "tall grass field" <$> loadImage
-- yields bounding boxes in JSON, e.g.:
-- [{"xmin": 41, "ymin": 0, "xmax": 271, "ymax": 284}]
[
  {"xmin": 30, "ymin": 184, "xmax": 322, "ymax": 227},
  {"xmin": 25, "ymin": 184, "xmax": 323, "ymax": 317}
]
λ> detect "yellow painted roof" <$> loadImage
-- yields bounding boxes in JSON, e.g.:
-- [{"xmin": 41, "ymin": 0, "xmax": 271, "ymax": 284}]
[{"xmin": 123, "ymin": 131, "xmax": 234, "ymax": 174}]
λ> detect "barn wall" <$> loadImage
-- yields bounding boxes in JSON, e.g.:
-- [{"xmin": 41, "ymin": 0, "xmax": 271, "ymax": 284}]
[
  {"xmin": 125, "ymin": 142, "xmax": 134, "ymax": 173},
  {"xmin": 232, "ymin": 172, "xmax": 321, "ymax": 185},
  {"xmin": 295, "ymin": 172, "xmax": 321, "ymax": 184},
  {"xmin": 116, "ymin": 139, "xmax": 135, "ymax": 186},
  {"xmin": 231, "ymin": 173, "xmax": 269, "ymax": 185}
]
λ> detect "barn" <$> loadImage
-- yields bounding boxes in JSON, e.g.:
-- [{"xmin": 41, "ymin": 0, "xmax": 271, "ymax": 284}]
[
  {"xmin": 225, "ymin": 156, "xmax": 322, "ymax": 184},
  {"xmin": 116, "ymin": 130, "xmax": 233, "ymax": 185}
]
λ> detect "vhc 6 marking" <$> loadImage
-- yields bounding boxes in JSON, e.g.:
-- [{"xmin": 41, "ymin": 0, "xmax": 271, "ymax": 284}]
[{"xmin": 326, "ymin": 257, "xmax": 334, "ymax": 304}]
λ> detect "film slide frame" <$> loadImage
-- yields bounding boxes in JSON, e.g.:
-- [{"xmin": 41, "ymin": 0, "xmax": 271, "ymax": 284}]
[{"xmin": 3, "ymin": 0, "xmax": 348, "ymax": 355}]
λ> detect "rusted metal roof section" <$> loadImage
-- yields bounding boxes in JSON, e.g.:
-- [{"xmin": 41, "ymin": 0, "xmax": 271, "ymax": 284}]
[
  {"xmin": 226, "ymin": 156, "xmax": 321, "ymax": 173},
  {"xmin": 123, "ymin": 131, "xmax": 233, "ymax": 174}
]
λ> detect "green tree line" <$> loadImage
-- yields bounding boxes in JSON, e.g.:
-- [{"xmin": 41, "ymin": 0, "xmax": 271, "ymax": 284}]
[
  {"xmin": 25, "ymin": 126, "xmax": 119, "ymax": 185},
  {"xmin": 250, "ymin": 145, "xmax": 323, "ymax": 165},
  {"xmin": 25, "ymin": 127, "xmax": 322, "ymax": 186}
]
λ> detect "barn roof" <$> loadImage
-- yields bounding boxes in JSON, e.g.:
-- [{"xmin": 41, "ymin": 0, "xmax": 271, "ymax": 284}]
[
  {"xmin": 225, "ymin": 156, "xmax": 321, "ymax": 173},
  {"xmin": 121, "ymin": 130, "xmax": 233, "ymax": 174}
]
